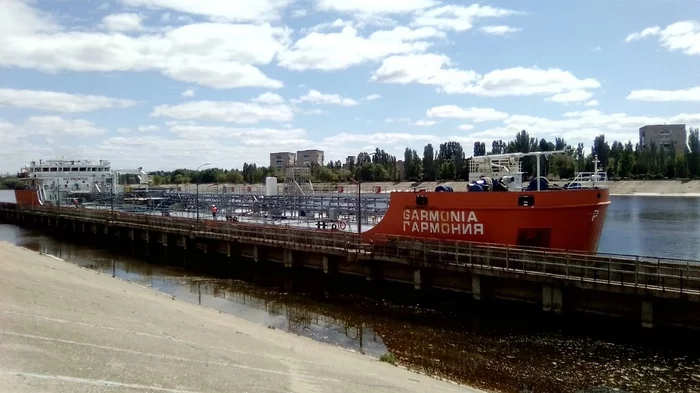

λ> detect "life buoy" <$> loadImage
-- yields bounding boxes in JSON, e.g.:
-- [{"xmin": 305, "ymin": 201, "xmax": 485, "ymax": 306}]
[
  {"xmin": 339, "ymin": 221, "xmax": 347, "ymax": 230},
  {"xmin": 331, "ymin": 223, "xmax": 338, "ymax": 230}
]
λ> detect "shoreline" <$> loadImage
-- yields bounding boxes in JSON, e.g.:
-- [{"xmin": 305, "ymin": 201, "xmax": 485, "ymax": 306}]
[
  {"xmin": 0, "ymin": 241, "xmax": 479, "ymax": 393},
  {"xmin": 610, "ymin": 193, "xmax": 700, "ymax": 197},
  {"xmin": 145, "ymin": 180, "xmax": 700, "ymax": 197}
]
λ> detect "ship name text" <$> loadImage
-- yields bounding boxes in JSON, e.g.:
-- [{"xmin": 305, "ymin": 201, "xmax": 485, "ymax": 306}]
[
  {"xmin": 402, "ymin": 209, "xmax": 484, "ymax": 235},
  {"xmin": 60, "ymin": 177, "xmax": 89, "ymax": 182}
]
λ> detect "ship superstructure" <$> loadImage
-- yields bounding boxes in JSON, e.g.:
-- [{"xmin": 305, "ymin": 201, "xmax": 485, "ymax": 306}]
[{"xmin": 17, "ymin": 159, "xmax": 148, "ymax": 205}]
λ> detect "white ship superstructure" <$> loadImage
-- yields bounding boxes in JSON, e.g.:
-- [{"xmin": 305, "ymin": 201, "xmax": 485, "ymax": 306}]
[{"xmin": 17, "ymin": 159, "xmax": 148, "ymax": 204}]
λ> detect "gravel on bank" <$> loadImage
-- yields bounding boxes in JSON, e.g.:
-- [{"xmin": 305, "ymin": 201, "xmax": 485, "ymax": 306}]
[{"xmin": 0, "ymin": 241, "xmax": 481, "ymax": 393}]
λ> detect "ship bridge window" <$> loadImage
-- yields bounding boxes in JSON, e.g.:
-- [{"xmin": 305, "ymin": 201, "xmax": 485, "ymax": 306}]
[
  {"xmin": 79, "ymin": 167, "xmax": 86, "ymax": 172},
  {"xmin": 70, "ymin": 168, "xmax": 78, "ymax": 172},
  {"xmin": 42, "ymin": 168, "xmax": 48, "ymax": 172},
  {"xmin": 50, "ymin": 167, "xmax": 57, "ymax": 172}
]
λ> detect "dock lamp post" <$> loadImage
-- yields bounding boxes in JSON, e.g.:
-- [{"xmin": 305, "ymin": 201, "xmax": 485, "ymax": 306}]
[{"xmin": 195, "ymin": 162, "xmax": 211, "ymax": 222}]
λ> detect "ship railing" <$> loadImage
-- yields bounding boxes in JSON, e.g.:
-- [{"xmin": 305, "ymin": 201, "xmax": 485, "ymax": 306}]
[
  {"xmin": 3, "ymin": 203, "xmax": 700, "ymax": 295},
  {"xmin": 565, "ymin": 171, "xmax": 609, "ymax": 189}
]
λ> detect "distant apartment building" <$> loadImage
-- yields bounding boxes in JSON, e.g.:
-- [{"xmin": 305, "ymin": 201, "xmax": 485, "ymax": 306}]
[
  {"xmin": 270, "ymin": 152, "xmax": 296, "ymax": 169},
  {"xmin": 296, "ymin": 149, "xmax": 324, "ymax": 167},
  {"xmin": 639, "ymin": 124, "xmax": 687, "ymax": 154},
  {"xmin": 344, "ymin": 156, "xmax": 355, "ymax": 169}
]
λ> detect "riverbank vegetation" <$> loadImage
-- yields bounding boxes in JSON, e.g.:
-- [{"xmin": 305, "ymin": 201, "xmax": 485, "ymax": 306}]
[{"xmin": 147, "ymin": 128, "xmax": 700, "ymax": 185}]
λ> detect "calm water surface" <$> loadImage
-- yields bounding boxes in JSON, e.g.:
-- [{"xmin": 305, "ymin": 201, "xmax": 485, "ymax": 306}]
[
  {"xmin": 599, "ymin": 196, "xmax": 700, "ymax": 261},
  {"xmin": 1, "ymin": 195, "xmax": 700, "ymax": 393}
]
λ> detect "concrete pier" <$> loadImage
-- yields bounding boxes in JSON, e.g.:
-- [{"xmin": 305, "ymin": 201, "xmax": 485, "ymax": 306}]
[
  {"xmin": 2, "ymin": 204, "xmax": 700, "ymax": 330},
  {"xmin": 0, "ymin": 242, "xmax": 479, "ymax": 393}
]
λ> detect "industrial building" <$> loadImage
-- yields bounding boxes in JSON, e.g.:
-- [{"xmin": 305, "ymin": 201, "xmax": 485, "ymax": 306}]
[{"xmin": 639, "ymin": 124, "xmax": 687, "ymax": 154}]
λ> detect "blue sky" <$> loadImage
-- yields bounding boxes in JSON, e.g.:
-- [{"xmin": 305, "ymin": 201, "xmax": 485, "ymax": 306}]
[{"xmin": 0, "ymin": 0, "xmax": 699, "ymax": 173}]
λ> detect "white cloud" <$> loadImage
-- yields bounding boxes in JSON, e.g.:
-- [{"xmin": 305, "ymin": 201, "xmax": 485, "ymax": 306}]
[
  {"xmin": 315, "ymin": 0, "xmax": 438, "ymax": 15},
  {"xmin": 0, "ymin": 0, "xmax": 59, "ymax": 35},
  {"xmin": 385, "ymin": 117, "xmax": 412, "ymax": 124},
  {"xmin": 479, "ymin": 25, "xmax": 521, "ymax": 36},
  {"xmin": 625, "ymin": 21, "xmax": 700, "ymax": 56},
  {"xmin": 119, "ymin": 0, "xmax": 293, "ymax": 22},
  {"xmin": 168, "ymin": 124, "xmax": 308, "ymax": 142},
  {"xmin": 462, "ymin": 67, "xmax": 600, "ymax": 97},
  {"xmin": 372, "ymin": 54, "xmax": 479, "ymax": 93},
  {"xmin": 294, "ymin": 89, "xmax": 358, "ymax": 106},
  {"xmin": 373, "ymin": 54, "xmax": 600, "ymax": 98},
  {"xmin": 306, "ymin": 18, "xmax": 355, "ymax": 33},
  {"xmin": 627, "ymin": 86, "xmax": 700, "ymax": 102},
  {"xmin": 547, "ymin": 90, "xmax": 594, "ymax": 104},
  {"xmin": 277, "ymin": 26, "xmax": 443, "ymax": 71},
  {"xmin": 364, "ymin": 94, "xmax": 382, "ymax": 101},
  {"xmin": 252, "ymin": 92, "xmax": 285, "ymax": 104},
  {"xmin": 0, "ymin": 3, "xmax": 290, "ymax": 89},
  {"xmin": 151, "ymin": 100, "xmax": 295, "ymax": 123},
  {"xmin": 117, "ymin": 127, "xmax": 132, "ymax": 134},
  {"xmin": 625, "ymin": 26, "xmax": 662, "ymax": 42},
  {"xmin": 413, "ymin": 4, "xmax": 519, "ymax": 32},
  {"xmin": 137, "ymin": 125, "xmax": 160, "ymax": 132},
  {"xmin": 6, "ymin": 116, "xmax": 106, "ymax": 137},
  {"xmin": 584, "ymin": 100, "xmax": 599, "ymax": 107},
  {"xmin": 102, "ymin": 13, "xmax": 143, "ymax": 32},
  {"xmin": 291, "ymin": 9, "xmax": 307, "ymax": 18},
  {"xmin": 322, "ymin": 132, "xmax": 436, "ymax": 146},
  {"xmin": 426, "ymin": 105, "xmax": 509, "ymax": 122},
  {"xmin": 414, "ymin": 119, "xmax": 437, "ymax": 126},
  {"xmin": 181, "ymin": 88, "xmax": 195, "ymax": 97},
  {"xmin": 458, "ymin": 124, "xmax": 474, "ymax": 131},
  {"xmin": 0, "ymin": 88, "xmax": 136, "ymax": 112},
  {"xmin": 301, "ymin": 108, "xmax": 325, "ymax": 115}
]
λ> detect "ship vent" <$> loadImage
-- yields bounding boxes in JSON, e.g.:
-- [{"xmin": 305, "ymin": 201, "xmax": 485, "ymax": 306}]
[
  {"xmin": 518, "ymin": 195, "xmax": 535, "ymax": 207},
  {"xmin": 416, "ymin": 195, "xmax": 429, "ymax": 206}
]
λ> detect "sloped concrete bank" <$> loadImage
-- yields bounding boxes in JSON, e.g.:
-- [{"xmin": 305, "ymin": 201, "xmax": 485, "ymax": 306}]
[{"xmin": 0, "ymin": 241, "xmax": 478, "ymax": 393}]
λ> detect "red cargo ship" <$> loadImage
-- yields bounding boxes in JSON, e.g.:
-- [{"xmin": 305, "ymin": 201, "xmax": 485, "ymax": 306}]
[{"xmin": 361, "ymin": 151, "xmax": 610, "ymax": 252}]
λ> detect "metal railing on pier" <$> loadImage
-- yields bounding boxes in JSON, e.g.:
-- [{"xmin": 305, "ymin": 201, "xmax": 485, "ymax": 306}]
[{"xmin": 3, "ymin": 203, "xmax": 700, "ymax": 296}]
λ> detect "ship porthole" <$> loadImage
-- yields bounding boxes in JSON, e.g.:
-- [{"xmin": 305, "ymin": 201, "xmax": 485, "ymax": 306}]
[{"xmin": 597, "ymin": 193, "xmax": 601, "ymax": 199}]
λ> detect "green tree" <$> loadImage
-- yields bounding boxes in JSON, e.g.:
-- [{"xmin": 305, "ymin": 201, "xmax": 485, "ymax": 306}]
[{"xmin": 422, "ymin": 144, "xmax": 435, "ymax": 181}]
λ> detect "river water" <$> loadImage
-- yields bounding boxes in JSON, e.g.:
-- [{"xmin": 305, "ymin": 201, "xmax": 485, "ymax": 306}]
[
  {"xmin": 599, "ymin": 196, "xmax": 700, "ymax": 261},
  {"xmin": 1, "ymin": 196, "xmax": 699, "ymax": 393}
]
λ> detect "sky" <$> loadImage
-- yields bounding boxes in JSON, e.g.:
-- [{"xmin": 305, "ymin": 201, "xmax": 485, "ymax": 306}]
[{"xmin": 0, "ymin": 0, "xmax": 699, "ymax": 173}]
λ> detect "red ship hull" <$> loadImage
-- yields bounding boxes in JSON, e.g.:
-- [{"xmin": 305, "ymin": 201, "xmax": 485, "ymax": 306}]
[
  {"xmin": 14, "ymin": 189, "xmax": 42, "ymax": 206},
  {"xmin": 362, "ymin": 188, "xmax": 610, "ymax": 252}
]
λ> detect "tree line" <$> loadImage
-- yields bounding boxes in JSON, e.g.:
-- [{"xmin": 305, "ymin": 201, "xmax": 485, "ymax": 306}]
[{"xmin": 145, "ymin": 127, "xmax": 700, "ymax": 184}]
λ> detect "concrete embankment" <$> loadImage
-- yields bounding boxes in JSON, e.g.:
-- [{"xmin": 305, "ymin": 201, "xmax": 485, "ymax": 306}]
[
  {"xmin": 0, "ymin": 242, "xmax": 478, "ymax": 393},
  {"xmin": 149, "ymin": 180, "xmax": 700, "ymax": 196}
]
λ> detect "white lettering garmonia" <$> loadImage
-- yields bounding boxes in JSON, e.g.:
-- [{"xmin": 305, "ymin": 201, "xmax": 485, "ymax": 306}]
[{"xmin": 401, "ymin": 209, "xmax": 484, "ymax": 236}]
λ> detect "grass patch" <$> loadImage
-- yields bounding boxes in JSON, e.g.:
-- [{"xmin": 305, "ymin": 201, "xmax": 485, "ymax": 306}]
[{"xmin": 379, "ymin": 352, "xmax": 397, "ymax": 366}]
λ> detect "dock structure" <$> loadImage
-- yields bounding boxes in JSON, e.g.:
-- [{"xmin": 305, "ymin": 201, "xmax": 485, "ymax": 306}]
[
  {"xmin": 1, "ymin": 203, "xmax": 699, "ymax": 330},
  {"xmin": 92, "ymin": 190, "xmax": 390, "ymax": 226}
]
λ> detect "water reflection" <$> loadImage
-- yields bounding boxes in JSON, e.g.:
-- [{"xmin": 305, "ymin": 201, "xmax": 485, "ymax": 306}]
[{"xmin": 2, "ymin": 213, "xmax": 700, "ymax": 392}]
